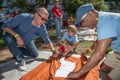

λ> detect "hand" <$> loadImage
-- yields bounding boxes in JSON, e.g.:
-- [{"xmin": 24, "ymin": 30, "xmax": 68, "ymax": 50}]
[
  {"xmin": 16, "ymin": 36, "xmax": 24, "ymax": 47},
  {"xmin": 66, "ymin": 71, "xmax": 80, "ymax": 80},
  {"xmin": 52, "ymin": 50, "xmax": 58, "ymax": 58},
  {"xmin": 65, "ymin": 45, "xmax": 71, "ymax": 51},
  {"xmin": 52, "ymin": 53, "xmax": 58, "ymax": 58}
]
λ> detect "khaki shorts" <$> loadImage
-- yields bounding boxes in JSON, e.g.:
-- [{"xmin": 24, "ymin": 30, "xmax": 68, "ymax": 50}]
[
  {"xmin": 108, "ymin": 62, "xmax": 120, "ymax": 80},
  {"xmin": 104, "ymin": 51, "xmax": 120, "ymax": 80}
]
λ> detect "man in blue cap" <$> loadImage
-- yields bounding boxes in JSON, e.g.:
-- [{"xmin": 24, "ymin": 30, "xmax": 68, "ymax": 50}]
[{"xmin": 66, "ymin": 4, "xmax": 120, "ymax": 80}]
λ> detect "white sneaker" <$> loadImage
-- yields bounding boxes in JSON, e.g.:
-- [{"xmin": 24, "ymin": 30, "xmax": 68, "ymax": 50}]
[
  {"xmin": 14, "ymin": 61, "xmax": 19, "ymax": 65},
  {"xmin": 19, "ymin": 65, "xmax": 26, "ymax": 71},
  {"xmin": 18, "ymin": 60, "xmax": 26, "ymax": 71}
]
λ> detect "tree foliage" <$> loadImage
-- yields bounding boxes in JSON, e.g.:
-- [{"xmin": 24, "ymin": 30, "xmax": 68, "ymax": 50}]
[
  {"xmin": 105, "ymin": 0, "xmax": 120, "ymax": 12},
  {"xmin": 10, "ymin": 0, "xmax": 44, "ymax": 13},
  {"xmin": 2, "ymin": 0, "xmax": 119, "ymax": 15},
  {"xmin": 0, "ymin": 0, "xmax": 2, "ymax": 5},
  {"xmin": 62, "ymin": 0, "xmax": 108, "ymax": 17}
]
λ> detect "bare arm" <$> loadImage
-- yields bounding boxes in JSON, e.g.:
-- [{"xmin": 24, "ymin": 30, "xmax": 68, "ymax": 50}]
[
  {"xmin": 58, "ymin": 40, "xmax": 64, "ymax": 45},
  {"xmin": 2, "ymin": 28, "xmax": 24, "ymax": 46},
  {"xmin": 47, "ymin": 41, "xmax": 56, "ymax": 53},
  {"xmin": 63, "ymin": 42, "xmax": 79, "ymax": 56},
  {"xmin": 67, "ymin": 38, "xmax": 112, "ymax": 79},
  {"xmin": 2, "ymin": 28, "xmax": 17, "ymax": 36},
  {"xmin": 71, "ymin": 42, "xmax": 79, "ymax": 50}
]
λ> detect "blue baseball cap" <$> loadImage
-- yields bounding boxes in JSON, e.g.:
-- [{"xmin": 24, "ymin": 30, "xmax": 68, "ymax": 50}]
[{"xmin": 75, "ymin": 4, "xmax": 94, "ymax": 24}]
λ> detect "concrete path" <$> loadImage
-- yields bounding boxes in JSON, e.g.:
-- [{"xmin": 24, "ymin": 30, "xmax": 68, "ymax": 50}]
[
  {"xmin": 0, "ymin": 51, "xmax": 52, "ymax": 80},
  {"xmin": 0, "ymin": 51, "xmax": 106, "ymax": 80}
]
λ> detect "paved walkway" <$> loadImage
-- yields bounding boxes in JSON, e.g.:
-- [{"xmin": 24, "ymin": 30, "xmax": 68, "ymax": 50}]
[
  {"xmin": 0, "ymin": 51, "xmax": 106, "ymax": 80},
  {"xmin": 0, "ymin": 51, "xmax": 52, "ymax": 80}
]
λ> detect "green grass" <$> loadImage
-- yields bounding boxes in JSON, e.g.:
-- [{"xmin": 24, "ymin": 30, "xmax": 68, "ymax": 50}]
[
  {"xmin": 0, "ymin": 30, "xmax": 112, "ymax": 56},
  {"xmin": 48, "ymin": 30, "xmax": 56, "ymax": 40},
  {"xmin": 76, "ymin": 41, "xmax": 94, "ymax": 55},
  {"xmin": 76, "ymin": 40, "xmax": 112, "ymax": 56},
  {"xmin": 0, "ymin": 38, "xmax": 6, "ymax": 48},
  {"xmin": 35, "ymin": 30, "xmax": 56, "ymax": 43}
]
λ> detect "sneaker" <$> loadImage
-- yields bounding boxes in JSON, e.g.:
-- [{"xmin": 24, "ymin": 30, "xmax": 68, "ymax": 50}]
[
  {"xmin": 14, "ymin": 61, "xmax": 19, "ymax": 65},
  {"xmin": 18, "ymin": 59, "xmax": 26, "ymax": 71}
]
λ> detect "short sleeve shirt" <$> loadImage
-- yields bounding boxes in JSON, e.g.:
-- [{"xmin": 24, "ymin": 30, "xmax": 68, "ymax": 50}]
[
  {"xmin": 2, "ymin": 13, "xmax": 51, "ymax": 45},
  {"xmin": 52, "ymin": 6, "xmax": 62, "ymax": 18},
  {"xmin": 61, "ymin": 32, "xmax": 79, "ymax": 44},
  {"xmin": 97, "ymin": 12, "xmax": 120, "ymax": 53}
]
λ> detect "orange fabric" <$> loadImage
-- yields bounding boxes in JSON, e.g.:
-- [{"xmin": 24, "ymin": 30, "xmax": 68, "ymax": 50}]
[{"xmin": 20, "ymin": 55, "xmax": 99, "ymax": 80}]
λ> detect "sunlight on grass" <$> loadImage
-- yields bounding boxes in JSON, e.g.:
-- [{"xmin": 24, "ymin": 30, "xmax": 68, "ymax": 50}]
[
  {"xmin": 0, "ymin": 38, "xmax": 6, "ymax": 48},
  {"xmin": 0, "ymin": 30, "xmax": 112, "ymax": 56},
  {"xmin": 76, "ymin": 41, "xmax": 94, "ymax": 55}
]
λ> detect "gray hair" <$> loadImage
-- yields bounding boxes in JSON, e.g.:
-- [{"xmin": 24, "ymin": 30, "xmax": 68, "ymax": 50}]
[{"xmin": 36, "ymin": 7, "xmax": 49, "ymax": 17}]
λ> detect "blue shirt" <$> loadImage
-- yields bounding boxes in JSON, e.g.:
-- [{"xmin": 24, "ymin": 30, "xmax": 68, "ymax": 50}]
[
  {"xmin": 61, "ymin": 32, "xmax": 79, "ymax": 44},
  {"xmin": 97, "ymin": 12, "xmax": 120, "ymax": 54},
  {"xmin": 2, "ymin": 13, "xmax": 51, "ymax": 45}
]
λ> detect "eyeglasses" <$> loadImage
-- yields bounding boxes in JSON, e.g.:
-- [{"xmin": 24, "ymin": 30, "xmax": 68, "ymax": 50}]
[{"xmin": 37, "ymin": 12, "xmax": 48, "ymax": 22}]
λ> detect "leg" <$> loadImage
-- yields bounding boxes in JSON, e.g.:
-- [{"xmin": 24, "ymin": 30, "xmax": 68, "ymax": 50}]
[
  {"xmin": 3, "ymin": 33, "xmax": 24, "ymax": 62},
  {"xmin": 100, "ymin": 51, "xmax": 117, "ymax": 72},
  {"xmin": 100, "ymin": 62, "xmax": 112, "ymax": 72},
  {"xmin": 54, "ymin": 18, "xmax": 62, "ymax": 38},
  {"xmin": 99, "ymin": 62, "xmax": 112, "ymax": 80},
  {"xmin": 20, "ymin": 41, "xmax": 38, "ymax": 58},
  {"xmin": 100, "ymin": 51, "xmax": 119, "ymax": 79},
  {"xmin": 58, "ymin": 19, "xmax": 62, "ymax": 38},
  {"xmin": 108, "ymin": 56, "xmax": 120, "ymax": 80},
  {"xmin": 106, "ymin": 76, "xmax": 112, "ymax": 80}
]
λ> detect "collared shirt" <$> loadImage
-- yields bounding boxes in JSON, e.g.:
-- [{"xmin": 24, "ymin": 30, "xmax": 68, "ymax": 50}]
[
  {"xmin": 2, "ymin": 13, "xmax": 51, "ymax": 45},
  {"xmin": 52, "ymin": 6, "xmax": 62, "ymax": 18},
  {"xmin": 61, "ymin": 32, "xmax": 79, "ymax": 45},
  {"xmin": 97, "ymin": 12, "xmax": 120, "ymax": 54}
]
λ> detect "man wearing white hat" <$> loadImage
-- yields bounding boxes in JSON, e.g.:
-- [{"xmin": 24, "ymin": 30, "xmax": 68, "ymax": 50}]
[{"xmin": 66, "ymin": 4, "xmax": 120, "ymax": 80}]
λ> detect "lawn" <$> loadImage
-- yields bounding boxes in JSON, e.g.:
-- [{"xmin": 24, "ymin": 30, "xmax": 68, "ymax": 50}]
[
  {"xmin": 0, "ymin": 29, "xmax": 111, "ymax": 55},
  {"xmin": 47, "ymin": 30, "xmax": 97, "ymax": 56},
  {"xmin": 0, "ymin": 29, "xmax": 112, "ymax": 63},
  {"xmin": 0, "ymin": 38, "xmax": 6, "ymax": 49}
]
